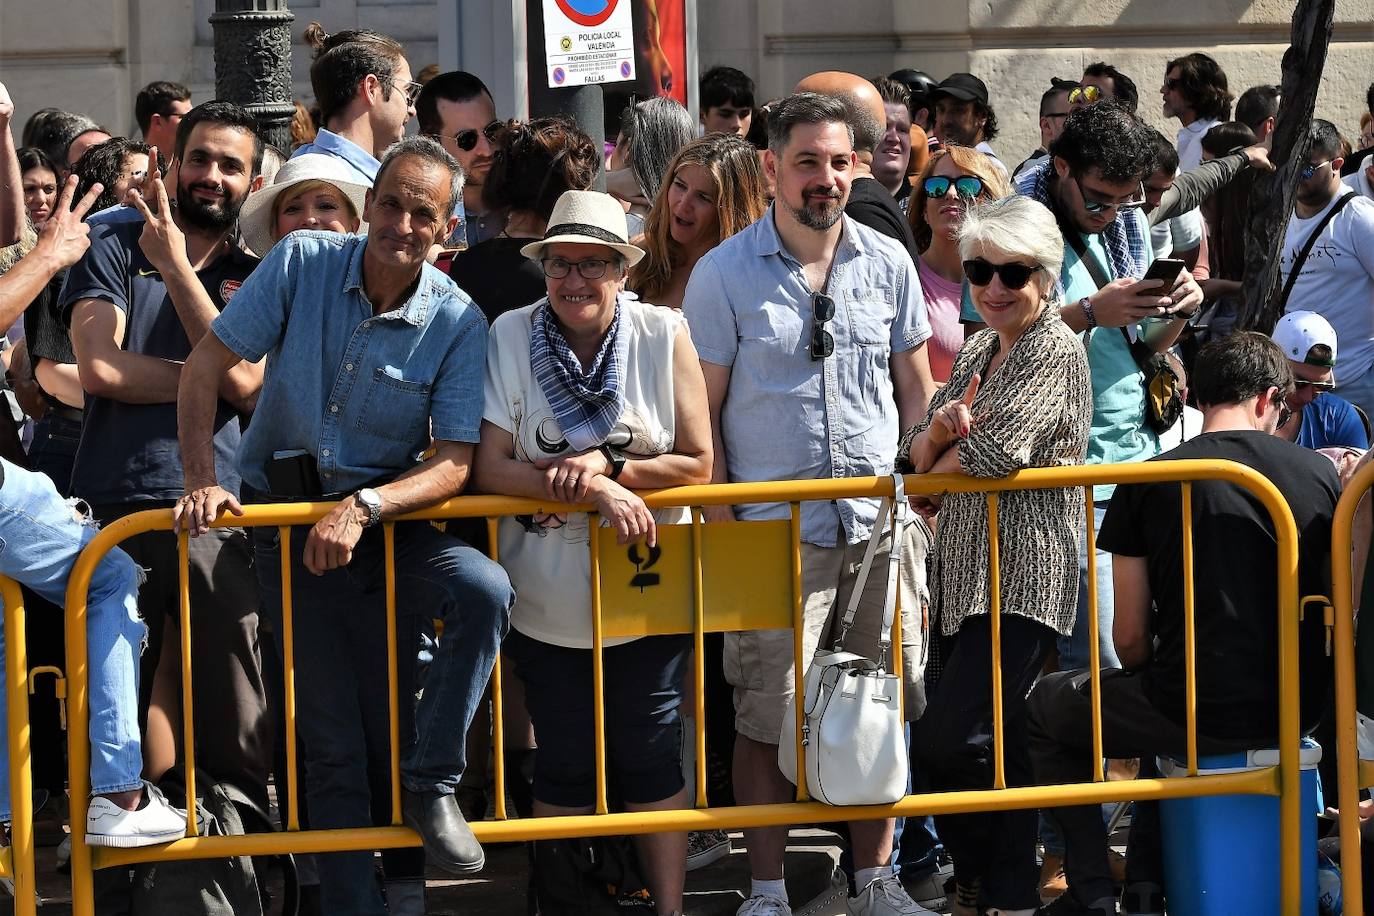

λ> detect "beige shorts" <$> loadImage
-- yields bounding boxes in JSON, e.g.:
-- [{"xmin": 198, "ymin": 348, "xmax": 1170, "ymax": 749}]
[{"xmin": 724, "ymin": 517, "xmax": 932, "ymax": 745}]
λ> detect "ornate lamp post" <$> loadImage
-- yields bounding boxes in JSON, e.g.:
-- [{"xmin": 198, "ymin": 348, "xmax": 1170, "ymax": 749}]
[{"xmin": 210, "ymin": 0, "xmax": 296, "ymax": 152}]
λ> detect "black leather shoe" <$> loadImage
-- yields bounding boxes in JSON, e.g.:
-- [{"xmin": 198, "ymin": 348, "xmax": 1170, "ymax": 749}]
[{"xmin": 402, "ymin": 789, "xmax": 485, "ymax": 875}]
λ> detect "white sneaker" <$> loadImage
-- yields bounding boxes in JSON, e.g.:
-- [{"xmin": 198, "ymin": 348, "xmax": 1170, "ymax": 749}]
[
  {"xmin": 738, "ymin": 894, "xmax": 793, "ymax": 916},
  {"xmin": 86, "ymin": 781, "xmax": 199, "ymax": 847},
  {"xmin": 849, "ymin": 874, "xmax": 940, "ymax": 916}
]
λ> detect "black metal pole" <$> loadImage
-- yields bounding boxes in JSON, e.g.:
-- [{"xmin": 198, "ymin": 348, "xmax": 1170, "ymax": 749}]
[{"xmin": 210, "ymin": 0, "xmax": 296, "ymax": 153}]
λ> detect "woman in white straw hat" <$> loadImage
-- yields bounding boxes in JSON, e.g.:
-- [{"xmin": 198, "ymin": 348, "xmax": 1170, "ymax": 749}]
[
  {"xmin": 238, "ymin": 152, "xmax": 369, "ymax": 256},
  {"xmin": 473, "ymin": 189, "xmax": 711, "ymax": 915}
]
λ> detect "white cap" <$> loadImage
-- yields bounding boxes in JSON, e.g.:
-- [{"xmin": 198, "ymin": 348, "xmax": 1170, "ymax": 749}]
[{"xmin": 1272, "ymin": 310, "xmax": 1338, "ymax": 367}]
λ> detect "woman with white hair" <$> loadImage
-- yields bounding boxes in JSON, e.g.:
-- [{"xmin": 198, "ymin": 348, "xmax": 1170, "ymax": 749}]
[{"xmin": 898, "ymin": 195, "xmax": 1091, "ymax": 916}]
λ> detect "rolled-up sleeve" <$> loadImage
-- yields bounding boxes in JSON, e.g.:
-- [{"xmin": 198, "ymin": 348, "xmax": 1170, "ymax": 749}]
[
  {"xmin": 211, "ymin": 235, "xmax": 299, "ymax": 361},
  {"xmin": 429, "ymin": 309, "xmax": 488, "ymax": 444},
  {"xmin": 682, "ymin": 255, "xmax": 739, "ymax": 367}
]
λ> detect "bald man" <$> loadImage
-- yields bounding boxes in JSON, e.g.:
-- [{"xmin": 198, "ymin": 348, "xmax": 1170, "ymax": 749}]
[{"xmin": 796, "ymin": 71, "xmax": 920, "ymax": 262}]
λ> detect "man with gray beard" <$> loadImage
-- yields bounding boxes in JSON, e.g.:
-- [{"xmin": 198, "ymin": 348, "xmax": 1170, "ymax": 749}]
[{"xmin": 683, "ymin": 92, "xmax": 937, "ymax": 916}]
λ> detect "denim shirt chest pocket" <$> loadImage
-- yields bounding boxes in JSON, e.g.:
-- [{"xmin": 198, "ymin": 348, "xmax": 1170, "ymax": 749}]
[
  {"xmin": 355, "ymin": 366, "xmax": 433, "ymax": 446},
  {"xmin": 844, "ymin": 287, "xmax": 895, "ymax": 347},
  {"xmin": 841, "ymin": 288, "xmax": 896, "ymax": 439}
]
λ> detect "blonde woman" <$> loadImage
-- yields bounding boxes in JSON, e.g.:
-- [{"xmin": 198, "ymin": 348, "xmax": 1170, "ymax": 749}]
[
  {"xmin": 629, "ymin": 133, "xmax": 767, "ymax": 309},
  {"xmin": 238, "ymin": 152, "xmax": 367, "ymax": 257},
  {"xmin": 908, "ymin": 146, "xmax": 1012, "ymax": 379}
]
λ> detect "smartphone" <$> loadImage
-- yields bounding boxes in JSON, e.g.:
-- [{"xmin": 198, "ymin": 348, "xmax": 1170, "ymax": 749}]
[{"xmin": 1142, "ymin": 258, "xmax": 1187, "ymax": 289}]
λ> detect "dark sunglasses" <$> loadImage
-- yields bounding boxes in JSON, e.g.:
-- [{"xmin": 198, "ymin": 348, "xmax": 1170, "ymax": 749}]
[
  {"xmin": 924, "ymin": 175, "xmax": 985, "ymax": 200},
  {"xmin": 1068, "ymin": 85, "xmax": 1101, "ymax": 105},
  {"xmin": 810, "ymin": 293, "xmax": 835, "ymax": 360},
  {"xmin": 1073, "ymin": 175, "xmax": 1146, "ymax": 214},
  {"xmin": 1299, "ymin": 160, "xmax": 1331, "ymax": 181},
  {"xmin": 962, "ymin": 258, "xmax": 1043, "ymax": 290},
  {"xmin": 1273, "ymin": 394, "xmax": 1294, "ymax": 430},
  {"xmin": 1162, "ymin": 77, "xmax": 1183, "ymax": 92},
  {"xmin": 448, "ymin": 120, "xmax": 504, "ymax": 153},
  {"xmin": 1294, "ymin": 379, "xmax": 1336, "ymax": 392}
]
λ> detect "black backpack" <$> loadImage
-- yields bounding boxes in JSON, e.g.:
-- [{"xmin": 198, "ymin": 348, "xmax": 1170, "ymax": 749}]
[
  {"xmin": 529, "ymin": 836, "xmax": 656, "ymax": 915},
  {"xmin": 130, "ymin": 769, "xmax": 297, "ymax": 916}
]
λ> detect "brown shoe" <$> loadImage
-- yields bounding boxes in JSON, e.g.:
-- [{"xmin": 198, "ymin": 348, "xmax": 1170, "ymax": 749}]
[{"xmin": 1040, "ymin": 852, "xmax": 1067, "ymax": 902}]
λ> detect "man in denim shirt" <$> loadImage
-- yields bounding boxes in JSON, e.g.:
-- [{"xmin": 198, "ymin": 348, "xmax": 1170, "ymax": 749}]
[
  {"xmin": 175, "ymin": 138, "xmax": 513, "ymax": 916},
  {"xmin": 684, "ymin": 93, "xmax": 937, "ymax": 916}
]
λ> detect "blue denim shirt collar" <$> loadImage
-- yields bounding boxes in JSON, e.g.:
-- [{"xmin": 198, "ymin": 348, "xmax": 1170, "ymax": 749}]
[
  {"xmin": 307, "ymin": 129, "xmax": 380, "ymax": 182},
  {"xmin": 341, "ymin": 238, "xmax": 431, "ymax": 327}
]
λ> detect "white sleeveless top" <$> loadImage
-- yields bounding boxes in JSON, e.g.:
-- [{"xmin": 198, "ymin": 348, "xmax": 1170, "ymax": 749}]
[{"xmin": 483, "ymin": 298, "xmax": 689, "ymax": 648}]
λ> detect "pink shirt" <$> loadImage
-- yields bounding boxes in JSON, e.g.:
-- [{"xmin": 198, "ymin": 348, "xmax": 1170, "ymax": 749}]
[{"xmin": 917, "ymin": 256, "xmax": 965, "ymax": 383}]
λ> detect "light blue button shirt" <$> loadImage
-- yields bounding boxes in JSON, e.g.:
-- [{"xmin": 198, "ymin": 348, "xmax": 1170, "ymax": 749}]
[
  {"xmin": 211, "ymin": 231, "xmax": 488, "ymax": 495},
  {"xmin": 683, "ymin": 207, "xmax": 931, "ymax": 547},
  {"xmin": 290, "ymin": 128, "xmax": 380, "ymax": 185}
]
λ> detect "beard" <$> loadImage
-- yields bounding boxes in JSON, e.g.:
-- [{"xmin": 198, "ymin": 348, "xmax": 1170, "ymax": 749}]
[
  {"xmin": 176, "ymin": 180, "xmax": 245, "ymax": 232},
  {"xmin": 787, "ymin": 186, "xmax": 844, "ymax": 231}
]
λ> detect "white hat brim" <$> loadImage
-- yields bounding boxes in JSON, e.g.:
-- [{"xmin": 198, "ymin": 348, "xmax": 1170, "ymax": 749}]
[
  {"xmin": 239, "ymin": 171, "xmax": 370, "ymax": 258},
  {"xmin": 520, "ymin": 233, "xmax": 645, "ymax": 266}
]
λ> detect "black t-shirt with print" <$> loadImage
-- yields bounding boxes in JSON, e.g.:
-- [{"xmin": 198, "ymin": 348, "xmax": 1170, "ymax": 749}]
[
  {"xmin": 59, "ymin": 218, "xmax": 257, "ymax": 505},
  {"xmin": 1098, "ymin": 430, "xmax": 1338, "ymax": 744}
]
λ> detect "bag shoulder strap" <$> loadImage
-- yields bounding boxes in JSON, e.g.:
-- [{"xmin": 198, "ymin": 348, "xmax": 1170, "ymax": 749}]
[
  {"xmin": 834, "ymin": 474, "xmax": 907, "ymax": 669},
  {"xmin": 1278, "ymin": 190, "xmax": 1359, "ymax": 313}
]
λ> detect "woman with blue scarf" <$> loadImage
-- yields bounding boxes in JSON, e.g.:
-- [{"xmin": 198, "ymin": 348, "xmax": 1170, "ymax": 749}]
[{"xmin": 473, "ymin": 190, "xmax": 712, "ymax": 915}]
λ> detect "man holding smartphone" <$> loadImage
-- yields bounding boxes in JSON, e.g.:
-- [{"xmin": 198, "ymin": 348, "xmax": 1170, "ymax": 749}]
[
  {"xmin": 174, "ymin": 137, "xmax": 513, "ymax": 916},
  {"xmin": 1012, "ymin": 100, "xmax": 1203, "ymax": 672}
]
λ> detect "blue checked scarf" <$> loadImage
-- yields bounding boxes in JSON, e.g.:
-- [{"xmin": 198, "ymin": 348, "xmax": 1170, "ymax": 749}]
[
  {"xmin": 530, "ymin": 296, "xmax": 629, "ymax": 452},
  {"xmin": 1016, "ymin": 160, "xmax": 1150, "ymax": 290}
]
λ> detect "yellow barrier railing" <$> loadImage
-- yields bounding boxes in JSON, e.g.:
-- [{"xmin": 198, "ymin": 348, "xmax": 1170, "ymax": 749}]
[
  {"xmin": 1332, "ymin": 458, "xmax": 1374, "ymax": 914},
  {"xmin": 0, "ymin": 577, "xmax": 37, "ymax": 916},
  {"xmin": 60, "ymin": 459, "xmax": 1303, "ymax": 915}
]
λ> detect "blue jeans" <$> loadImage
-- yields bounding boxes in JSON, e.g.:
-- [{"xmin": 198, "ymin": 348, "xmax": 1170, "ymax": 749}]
[
  {"xmin": 1058, "ymin": 503, "xmax": 1118, "ymax": 670},
  {"xmin": 0, "ymin": 458, "xmax": 144, "ymax": 819},
  {"xmin": 253, "ymin": 519, "xmax": 512, "ymax": 916}
]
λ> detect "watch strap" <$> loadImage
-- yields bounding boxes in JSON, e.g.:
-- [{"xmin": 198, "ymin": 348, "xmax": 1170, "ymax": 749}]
[{"xmin": 599, "ymin": 443, "xmax": 625, "ymax": 480}]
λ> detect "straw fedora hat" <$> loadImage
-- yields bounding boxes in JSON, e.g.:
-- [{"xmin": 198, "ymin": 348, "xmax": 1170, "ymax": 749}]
[
  {"xmin": 238, "ymin": 153, "xmax": 370, "ymax": 257},
  {"xmin": 520, "ymin": 190, "xmax": 645, "ymax": 266}
]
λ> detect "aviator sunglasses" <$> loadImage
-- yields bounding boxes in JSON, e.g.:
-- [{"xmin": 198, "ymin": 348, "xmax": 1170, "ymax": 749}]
[
  {"xmin": 444, "ymin": 120, "xmax": 504, "ymax": 153},
  {"xmin": 962, "ymin": 258, "xmax": 1043, "ymax": 290},
  {"xmin": 924, "ymin": 175, "xmax": 986, "ymax": 200},
  {"xmin": 1068, "ymin": 85, "xmax": 1101, "ymax": 105}
]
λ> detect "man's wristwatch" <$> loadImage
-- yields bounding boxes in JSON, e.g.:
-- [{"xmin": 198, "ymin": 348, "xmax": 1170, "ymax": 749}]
[
  {"xmin": 355, "ymin": 488, "xmax": 383, "ymax": 528},
  {"xmin": 599, "ymin": 444, "xmax": 626, "ymax": 481},
  {"xmin": 1078, "ymin": 296, "xmax": 1098, "ymax": 329}
]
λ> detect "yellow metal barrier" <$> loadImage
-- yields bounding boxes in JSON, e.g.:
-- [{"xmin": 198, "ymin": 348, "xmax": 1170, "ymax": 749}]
[
  {"xmin": 1331, "ymin": 458, "xmax": 1374, "ymax": 914},
  {"xmin": 0, "ymin": 577, "xmax": 37, "ymax": 916},
  {"xmin": 60, "ymin": 459, "xmax": 1304, "ymax": 915}
]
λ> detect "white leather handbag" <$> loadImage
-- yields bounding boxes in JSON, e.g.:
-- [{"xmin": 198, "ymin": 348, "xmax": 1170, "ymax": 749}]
[{"xmin": 778, "ymin": 474, "xmax": 910, "ymax": 806}]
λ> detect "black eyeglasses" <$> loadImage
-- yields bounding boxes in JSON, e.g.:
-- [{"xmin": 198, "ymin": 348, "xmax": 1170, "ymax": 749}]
[
  {"xmin": 447, "ymin": 120, "xmax": 504, "ymax": 153},
  {"xmin": 810, "ymin": 293, "xmax": 835, "ymax": 360},
  {"xmin": 962, "ymin": 258, "xmax": 1043, "ymax": 290},
  {"xmin": 393, "ymin": 78, "xmax": 424, "ymax": 107},
  {"xmin": 1073, "ymin": 175, "xmax": 1146, "ymax": 214},
  {"xmin": 923, "ymin": 175, "xmax": 985, "ymax": 200},
  {"xmin": 1162, "ymin": 77, "xmax": 1183, "ymax": 92},
  {"xmin": 1294, "ymin": 379, "xmax": 1336, "ymax": 392},
  {"xmin": 1300, "ymin": 160, "xmax": 1331, "ymax": 181},
  {"xmin": 1277, "ymin": 401, "xmax": 1293, "ymax": 430},
  {"xmin": 1068, "ymin": 85, "xmax": 1101, "ymax": 105},
  {"xmin": 541, "ymin": 257, "xmax": 614, "ymax": 280}
]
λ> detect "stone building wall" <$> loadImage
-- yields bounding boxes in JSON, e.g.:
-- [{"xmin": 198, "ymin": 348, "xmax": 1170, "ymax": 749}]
[{"xmin": 1, "ymin": 0, "xmax": 1370, "ymax": 169}]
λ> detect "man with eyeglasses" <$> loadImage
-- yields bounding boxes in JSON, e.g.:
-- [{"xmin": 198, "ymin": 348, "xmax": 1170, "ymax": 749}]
[
  {"xmin": 416, "ymin": 71, "xmax": 505, "ymax": 248},
  {"xmin": 1279, "ymin": 119, "xmax": 1374, "ymax": 418},
  {"xmin": 135, "ymin": 80, "xmax": 192, "ymax": 161},
  {"xmin": 684, "ymin": 92, "xmax": 938, "ymax": 916},
  {"xmin": 1161, "ymin": 52, "xmax": 1232, "ymax": 171},
  {"xmin": 1075, "ymin": 62, "xmax": 1140, "ymax": 114},
  {"xmin": 1029, "ymin": 332, "xmax": 1339, "ymax": 916},
  {"xmin": 1270, "ymin": 311, "xmax": 1369, "ymax": 450},
  {"xmin": 1008, "ymin": 100, "xmax": 1203, "ymax": 679},
  {"xmin": 290, "ymin": 23, "xmax": 418, "ymax": 186},
  {"xmin": 1013, "ymin": 78, "xmax": 1075, "ymax": 180}
]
